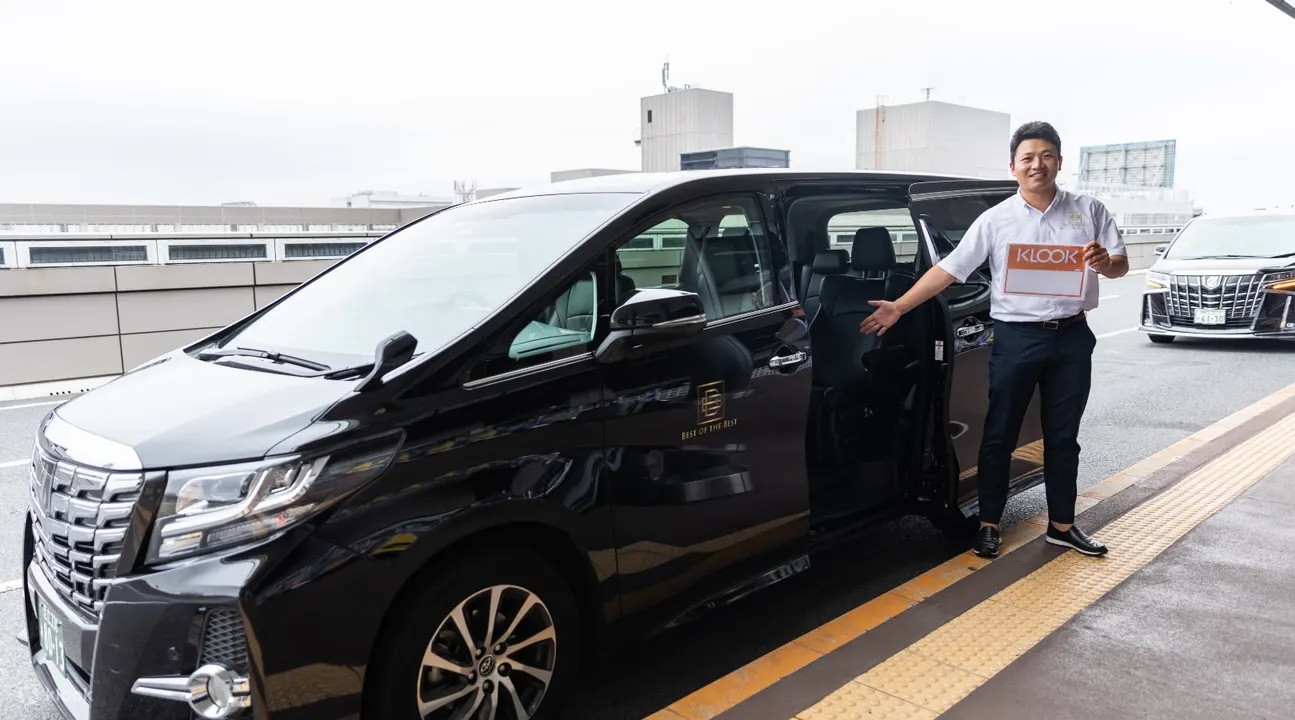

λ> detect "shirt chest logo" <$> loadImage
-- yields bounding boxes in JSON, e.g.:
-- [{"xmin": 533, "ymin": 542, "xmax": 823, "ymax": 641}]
[{"xmin": 1067, "ymin": 211, "xmax": 1084, "ymax": 228}]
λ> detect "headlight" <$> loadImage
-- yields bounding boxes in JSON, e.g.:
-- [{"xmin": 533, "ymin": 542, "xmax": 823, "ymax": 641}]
[
  {"xmin": 1262, "ymin": 270, "xmax": 1295, "ymax": 292},
  {"xmin": 1146, "ymin": 271, "xmax": 1170, "ymax": 291},
  {"xmin": 146, "ymin": 435, "xmax": 401, "ymax": 564}
]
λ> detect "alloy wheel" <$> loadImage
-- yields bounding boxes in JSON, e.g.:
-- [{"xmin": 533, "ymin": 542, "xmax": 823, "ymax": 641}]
[{"xmin": 415, "ymin": 583, "xmax": 557, "ymax": 720}]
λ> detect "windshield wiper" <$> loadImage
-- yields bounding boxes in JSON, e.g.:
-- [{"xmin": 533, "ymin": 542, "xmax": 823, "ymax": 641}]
[
  {"xmin": 1266, "ymin": 251, "xmax": 1295, "ymax": 259},
  {"xmin": 1177, "ymin": 254, "xmax": 1268, "ymax": 260},
  {"xmin": 198, "ymin": 346, "xmax": 331, "ymax": 372}
]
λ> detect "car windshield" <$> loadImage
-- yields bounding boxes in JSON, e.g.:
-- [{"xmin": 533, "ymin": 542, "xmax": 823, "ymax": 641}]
[
  {"xmin": 1165, "ymin": 215, "xmax": 1295, "ymax": 260},
  {"xmin": 213, "ymin": 191, "xmax": 640, "ymax": 368}
]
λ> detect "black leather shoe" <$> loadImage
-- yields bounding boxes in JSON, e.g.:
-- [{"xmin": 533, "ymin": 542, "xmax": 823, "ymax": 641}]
[
  {"xmin": 1046, "ymin": 524, "xmax": 1108, "ymax": 556},
  {"xmin": 972, "ymin": 525, "xmax": 1001, "ymax": 558}
]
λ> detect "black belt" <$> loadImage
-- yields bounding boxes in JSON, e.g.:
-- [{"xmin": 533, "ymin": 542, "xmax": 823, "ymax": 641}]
[{"xmin": 1002, "ymin": 312, "xmax": 1087, "ymax": 330}]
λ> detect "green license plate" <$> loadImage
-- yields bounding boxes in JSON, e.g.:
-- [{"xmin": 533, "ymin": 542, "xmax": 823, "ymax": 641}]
[{"xmin": 36, "ymin": 595, "xmax": 67, "ymax": 678}]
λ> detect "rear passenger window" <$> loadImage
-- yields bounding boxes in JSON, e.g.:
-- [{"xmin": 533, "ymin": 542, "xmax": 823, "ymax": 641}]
[
  {"xmin": 614, "ymin": 196, "xmax": 783, "ymax": 321},
  {"xmin": 826, "ymin": 206, "xmax": 920, "ymax": 273}
]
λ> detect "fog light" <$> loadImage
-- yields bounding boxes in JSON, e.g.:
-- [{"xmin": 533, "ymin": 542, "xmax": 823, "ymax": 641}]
[{"xmin": 132, "ymin": 664, "xmax": 251, "ymax": 718}]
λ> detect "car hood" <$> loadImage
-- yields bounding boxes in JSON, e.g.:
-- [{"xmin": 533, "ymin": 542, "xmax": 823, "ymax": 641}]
[
  {"xmin": 51, "ymin": 352, "xmax": 352, "ymax": 469},
  {"xmin": 1152, "ymin": 256, "xmax": 1295, "ymax": 275}
]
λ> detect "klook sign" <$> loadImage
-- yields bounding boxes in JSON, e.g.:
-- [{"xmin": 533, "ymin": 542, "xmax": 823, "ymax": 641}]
[{"xmin": 1003, "ymin": 243, "xmax": 1088, "ymax": 298}]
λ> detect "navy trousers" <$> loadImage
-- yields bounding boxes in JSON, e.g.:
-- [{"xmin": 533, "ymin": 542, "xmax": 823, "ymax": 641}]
[{"xmin": 976, "ymin": 317, "xmax": 1097, "ymax": 526}]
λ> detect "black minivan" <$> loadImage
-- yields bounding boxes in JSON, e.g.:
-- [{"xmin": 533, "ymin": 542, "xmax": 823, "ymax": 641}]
[{"xmin": 22, "ymin": 169, "xmax": 1046, "ymax": 720}]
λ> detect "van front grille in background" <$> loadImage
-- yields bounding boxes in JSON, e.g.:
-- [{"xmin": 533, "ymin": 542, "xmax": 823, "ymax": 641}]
[
  {"xmin": 27, "ymin": 447, "xmax": 143, "ymax": 616},
  {"xmin": 1166, "ymin": 274, "xmax": 1264, "ymax": 328}
]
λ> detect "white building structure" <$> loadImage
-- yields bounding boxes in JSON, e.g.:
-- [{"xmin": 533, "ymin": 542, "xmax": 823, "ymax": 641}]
[
  {"xmin": 856, "ymin": 100, "xmax": 1010, "ymax": 179},
  {"xmin": 331, "ymin": 190, "xmax": 454, "ymax": 209},
  {"xmin": 637, "ymin": 87, "xmax": 735, "ymax": 173}
]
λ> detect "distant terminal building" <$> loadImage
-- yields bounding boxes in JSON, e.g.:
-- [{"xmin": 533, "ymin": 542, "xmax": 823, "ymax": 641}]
[
  {"xmin": 856, "ymin": 100, "xmax": 1011, "ymax": 179},
  {"xmin": 0, "ymin": 201, "xmax": 449, "ymax": 270},
  {"xmin": 681, "ymin": 146, "xmax": 790, "ymax": 171},
  {"xmin": 1070, "ymin": 139, "xmax": 1196, "ymax": 240},
  {"xmin": 331, "ymin": 190, "xmax": 454, "ymax": 208},
  {"xmin": 1078, "ymin": 140, "xmax": 1177, "ymax": 189},
  {"xmin": 550, "ymin": 168, "xmax": 637, "ymax": 184}
]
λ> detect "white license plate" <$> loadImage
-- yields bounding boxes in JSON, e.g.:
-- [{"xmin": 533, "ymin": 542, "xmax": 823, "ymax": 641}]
[
  {"xmin": 1194, "ymin": 308, "xmax": 1227, "ymax": 325},
  {"xmin": 36, "ymin": 595, "xmax": 67, "ymax": 678}
]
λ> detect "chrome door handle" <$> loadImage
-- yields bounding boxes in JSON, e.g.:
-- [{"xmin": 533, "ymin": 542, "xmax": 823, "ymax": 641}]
[
  {"xmin": 769, "ymin": 351, "xmax": 807, "ymax": 368},
  {"xmin": 955, "ymin": 322, "xmax": 985, "ymax": 338}
]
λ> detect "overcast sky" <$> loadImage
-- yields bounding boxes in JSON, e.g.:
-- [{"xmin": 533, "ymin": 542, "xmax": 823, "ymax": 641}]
[{"xmin": 0, "ymin": 0, "xmax": 1289, "ymax": 212}]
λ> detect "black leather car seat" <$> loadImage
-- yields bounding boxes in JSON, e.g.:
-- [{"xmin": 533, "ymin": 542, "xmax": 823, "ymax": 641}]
[{"xmin": 801, "ymin": 249, "xmax": 849, "ymax": 324}]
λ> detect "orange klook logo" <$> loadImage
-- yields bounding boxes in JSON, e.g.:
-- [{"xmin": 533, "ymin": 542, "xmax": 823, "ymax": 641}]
[{"xmin": 1003, "ymin": 242, "xmax": 1088, "ymax": 298}]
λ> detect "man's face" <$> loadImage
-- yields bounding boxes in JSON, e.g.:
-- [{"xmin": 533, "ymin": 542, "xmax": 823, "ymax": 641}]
[{"xmin": 1010, "ymin": 138, "xmax": 1061, "ymax": 192}]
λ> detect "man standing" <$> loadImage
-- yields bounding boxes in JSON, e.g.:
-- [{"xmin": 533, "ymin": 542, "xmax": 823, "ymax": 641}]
[{"xmin": 861, "ymin": 121, "xmax": 1128, "ymax": 559}]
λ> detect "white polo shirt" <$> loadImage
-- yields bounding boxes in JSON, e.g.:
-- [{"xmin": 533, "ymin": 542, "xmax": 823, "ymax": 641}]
[{"xmin": 936, "ymin": 188, "xmax": 1127, "ymax": 323}]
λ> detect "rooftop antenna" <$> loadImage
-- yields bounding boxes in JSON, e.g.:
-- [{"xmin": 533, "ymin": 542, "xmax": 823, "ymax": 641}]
[
  {"xmin": 922, "ymin": 86, "xmax": 934, "ymax": 101},
  {"xmin": 661, "ymin": 60, "xmax": 683, "ymax": 93}
]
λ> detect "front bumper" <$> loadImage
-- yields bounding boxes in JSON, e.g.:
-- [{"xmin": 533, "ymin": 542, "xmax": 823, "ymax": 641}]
[
  {"xmin": 22, "ymin": 515, "xmax": 377, "ymax": 720},
  {"xmin": 1140, "ymin": 289, "xmax": 1295, "ymax": 339}
]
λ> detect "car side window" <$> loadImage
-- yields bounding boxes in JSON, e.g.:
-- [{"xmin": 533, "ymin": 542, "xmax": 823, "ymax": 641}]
[
  {"xmin": 613, "ymin": 195, "xmax": 782, "ymax": 321},
  {"xmin": 465, "ymin": 269, "xmax": 601, "ymax": 382}
]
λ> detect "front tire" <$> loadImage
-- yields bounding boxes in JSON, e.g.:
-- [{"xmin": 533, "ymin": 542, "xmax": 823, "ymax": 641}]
[{"xmin": 365, "ymin": 545, "xmax": 581, "ymax": 720}]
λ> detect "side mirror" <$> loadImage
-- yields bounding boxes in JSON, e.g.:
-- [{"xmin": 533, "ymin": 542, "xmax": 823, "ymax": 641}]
[
  {"xmin": 595, "ymin": 288, "xmax": 707, "ymax": 363},
  {"xmin": 1154, "ymin": 244, "xmax": 1169, "ymax": 257},
  {"xmin": 356, "ymin": 330, "xmax": 418, "ymax": 392}
]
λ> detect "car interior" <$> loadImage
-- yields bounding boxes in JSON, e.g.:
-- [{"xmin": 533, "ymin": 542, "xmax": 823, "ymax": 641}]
[{"xmin": 783, "ymin": 192, "xmax": 939, "ymax": 518}]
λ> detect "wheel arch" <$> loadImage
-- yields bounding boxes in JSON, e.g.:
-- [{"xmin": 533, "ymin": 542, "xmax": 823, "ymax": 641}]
[{"xmin": 359, "ymin": 515, "xmax": 610, "ymax": 700}]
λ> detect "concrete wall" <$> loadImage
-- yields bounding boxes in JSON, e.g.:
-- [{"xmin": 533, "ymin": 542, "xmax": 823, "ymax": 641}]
[{"xmin": 0, "ymin": 260, "xmax": 337, "ymax": 390}]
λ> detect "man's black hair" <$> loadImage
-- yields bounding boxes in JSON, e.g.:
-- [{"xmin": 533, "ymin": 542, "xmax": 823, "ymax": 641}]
[{"xmin": 1010, "ymin": 121, "xmax": 1061, "ymax": 161}]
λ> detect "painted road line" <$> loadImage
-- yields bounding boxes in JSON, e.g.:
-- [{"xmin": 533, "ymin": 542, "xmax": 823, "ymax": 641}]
[
  {"xmin": 793, "ymin": 407, "xmax": 1295, "ymax": 719},
  {"xmin": 0, "ymin": 579, "xmax": 21, "ymax": 594},
  {"xmin": 1096, "ymin": 327, "xmax": 1138, "ymax": 339},
  {"xmin": 0, "ymin": 400, "xmax": 61, "ymax": 412},
  {"xmin": 0, "ymin": 458, "xmax": 30, "ymax": 469},
  {"xmin": 646, "ymin": 377, "xmax": 1295, "ymax": 720}
]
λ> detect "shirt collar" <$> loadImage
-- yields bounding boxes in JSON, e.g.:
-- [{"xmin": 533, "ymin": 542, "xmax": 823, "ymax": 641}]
[{"xmin": 1018, "ymin": 186, "xmax": 1065, "ymax": 215}]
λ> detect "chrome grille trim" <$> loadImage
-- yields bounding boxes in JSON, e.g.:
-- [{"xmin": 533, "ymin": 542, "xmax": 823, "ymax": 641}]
[
  {"xmin": 1165, "ymin": 274, "xmax": 1264, "ymax": 328},
  {"xmin": 28, "ymin": 445, "xmax": 143, "ymax": 616}
]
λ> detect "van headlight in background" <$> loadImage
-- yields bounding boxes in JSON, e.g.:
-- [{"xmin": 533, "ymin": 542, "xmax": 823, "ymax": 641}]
[
  {"xmin": 146, "ymin": 436, "xmax": 401, "ymax": 564},
  {"xmin": 1146, "ymin": 271, "xmax": 1171, "ymax": 291},
  {"xmin": 1261, "ymin": 270, "xmax": 1295, "ymax": 292}
]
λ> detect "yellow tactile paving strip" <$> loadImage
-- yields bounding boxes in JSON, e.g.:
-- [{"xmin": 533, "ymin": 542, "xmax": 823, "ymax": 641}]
[
  {"xmin": 645, "ymin": 378, "xmax": 1295, "ymax": 720},
  {"xmin": 793, "ymin": 406, "xmax": 1295, "ymax": 719}
]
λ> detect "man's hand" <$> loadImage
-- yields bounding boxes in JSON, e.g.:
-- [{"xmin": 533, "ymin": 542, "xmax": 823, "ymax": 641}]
[
  {"xmin": 1084, "ymin": 240, "xmax": 1112, "ymax": 273},
  {"xmin": 860, "ymin": 300, "xmax": 902, "ymax": 335},
  {"xmin": 1084, "ymin": 240, "xmax": 1129, "ymax": 278}
]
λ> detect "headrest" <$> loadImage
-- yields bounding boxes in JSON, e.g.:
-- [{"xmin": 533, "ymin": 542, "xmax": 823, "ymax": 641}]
[
  {"xmin": 720, "ymin": 227, "xmax": 751, "ymax": 238},
  {"xmin": 851, "ymin": 227, "xmax": 896, "ymax": 271},
  {"xmin": 812, "ymin": 249, "xmax": 850, "ymax": 274}
]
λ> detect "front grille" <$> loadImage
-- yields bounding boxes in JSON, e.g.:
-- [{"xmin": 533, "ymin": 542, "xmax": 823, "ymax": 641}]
[
  {"xmin": 1165, "ymin": 274, "xmax": 1264, "ymax": 328},
  {"xmin": 28, "ymin": 446, "xmax": 143, "ymax": 616}
]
